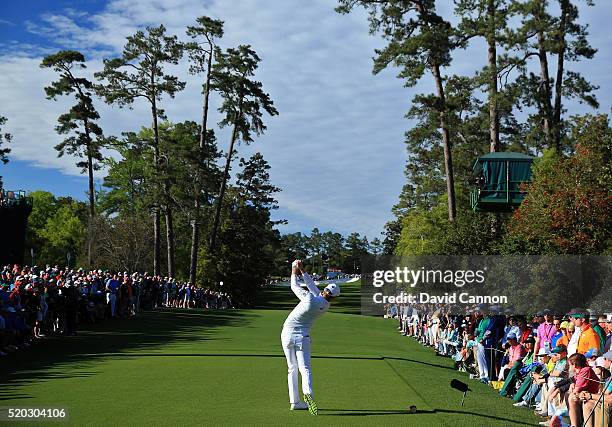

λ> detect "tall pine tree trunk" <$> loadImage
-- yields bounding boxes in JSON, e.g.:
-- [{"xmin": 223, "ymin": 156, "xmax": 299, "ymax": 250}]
[
  {"xmin": 553, "ymin": 0, "xmax": 569, "ymax": 151},
  {"xmin": 79, "ymin": 89, "xmax": 95, "ymax": 268},
  {"xmin": 432, "ymin": 64, "xmax": 456, "ymax": 222},
  {"xmin": 189, "ymin": 199, "xmax": 201, "ymax": 281},
  {"xmin": 209, "ymin": 103, "xmax": 243, "ymax": 253},
  {"xmin": 486, "ymin": 0, "xmax": 502, "ymax": 235},
  {"xmin": 537, "ymin": 33, "xmax": 553, "ymax": 145},
  {"xmin": 189, "ymin": 50, "xmax": 213, "ymax": 285},
  {"xmin": 165, "ymin": 205, "xmax": 175, "ymax": 277},
  {"xmin": 151, "ymin": 95, "xmax": 161, "ymax": 277},
  {"xmin": 163, "ymin": 163, "xmax": 175, "ymax": 277},
  {"xmin": 414, "ymin": 1, "xmax": 456, "ymax": 222},
  {"xmin": 487, "ymin": 0, "xmax": 500, "ymax": 152},
  {"xmin": 536, "ymin": 3, "xmax": 554, "ymax": 147},
  {"xmin": 153, "ymin": 211, "xmax": 161, "ymax": 275},
  {"xmin": 87, "ymin": 149, "xmax": 95, "ymax": 268}
]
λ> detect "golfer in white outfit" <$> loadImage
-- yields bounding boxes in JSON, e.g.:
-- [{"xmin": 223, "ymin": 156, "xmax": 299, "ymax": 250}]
[{"xmin": 281, "ymin": 260, "xmax": 340, "ymax": 415}]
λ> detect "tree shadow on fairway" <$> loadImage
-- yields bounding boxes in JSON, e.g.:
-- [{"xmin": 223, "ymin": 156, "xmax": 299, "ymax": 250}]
[
  {"xmin": 320, "ymin": 408, "xmax": 536, "ymax": 425},
  {"xmin": 0, "ymin": 309, "xmax": 255, "ymax": 402},
  {"xmin": 97, "ymin": 352, "xmax": 457, "ymax": 376},
  {"xmin": 383, "ymin": 355, "xmax": 457, "ymax": 371},
  {"xmin": 319, "ymin": 408, "xmax": 436, "ymax": 416},
  {"xmin": 432, "ymin": 409, "xmax": 537, "ymax": 426}
]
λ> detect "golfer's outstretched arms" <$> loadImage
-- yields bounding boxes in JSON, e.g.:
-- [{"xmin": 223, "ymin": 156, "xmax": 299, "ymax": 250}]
[
  {"xmin": 302, "ymin": 272, "xmax": 320, "ymax": 296},
  {"xmin": 290, "ymin": 272, "xmax": 309, "ymax": 301}
]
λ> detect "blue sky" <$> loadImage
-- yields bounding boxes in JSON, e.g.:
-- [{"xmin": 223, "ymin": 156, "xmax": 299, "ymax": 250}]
[{"xmin": 0, "ymin": 0, "xmax": 610, "ymax": 240}]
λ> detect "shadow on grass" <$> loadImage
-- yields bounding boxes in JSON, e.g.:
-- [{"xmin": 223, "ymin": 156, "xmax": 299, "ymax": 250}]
[
  {"xmin": 432, "ymin": 408, "xmax": 537, "ymax": 426},
  {"xmin": 320, "ymin": 408, "xmax": 436, "ymax": 416},
  {"xmin": 383, "ymin": 355, "xmax": 457, "ymax": 371},
  {"xmin": 319, "ymin": 408, "xmax": 535, "ymax": 425},
  {"xmin": 0, "ymin": 308, "xmax": 255, "ymax": 402},
  {"xmin": 59, "ymin": 352, "xmax": 457, "ymax": 373}
]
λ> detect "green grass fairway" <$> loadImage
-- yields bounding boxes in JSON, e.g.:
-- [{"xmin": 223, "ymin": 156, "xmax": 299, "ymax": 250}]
[{"xmin": 1, "ymin": 282, "xmax": 540, "ymax": 426}]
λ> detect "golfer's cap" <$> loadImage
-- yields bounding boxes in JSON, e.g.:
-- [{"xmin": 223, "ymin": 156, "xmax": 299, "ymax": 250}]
[
  {"xmin": 559, "ymin": 321, "xmax": 570, "ymax": 329},
  {"xmin": 551, "ymin": 344, "xmax": 567, "ymax": 354},
  {"xmin": 324, "ymin": 283, "xmax": 340, "ymax": 298},
  {"xmin": 595, "ymin": 357, "xmax": 606, "ymax": 368},
  {"xmin": 585, "ymin": 348, "xmax": 599, "ymax": 358},
  {"xmin": 567, "ymin": 308, "xmax": 587, "ymax": 319},
  {"xmin": 523, "ymin": 336, "xmax": 536, "ymax": 344},
  {"xmin": 603, "ymin": 350, "xmax": 612, "ymax": 360},
  {"xmin": 537, "ymin": 348, "xmax": 550, "ymax": 356}
]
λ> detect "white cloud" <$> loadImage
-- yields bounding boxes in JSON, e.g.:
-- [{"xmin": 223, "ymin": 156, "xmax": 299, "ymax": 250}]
[{"xmin": 1, "ymin": 0, "xmax": 610, "ymax": 239}]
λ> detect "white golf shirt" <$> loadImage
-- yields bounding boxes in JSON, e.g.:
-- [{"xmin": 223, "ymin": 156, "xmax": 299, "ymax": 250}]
[{"xmin": 282, "ymin": 272, "xmax": 329, "ymax": 335}]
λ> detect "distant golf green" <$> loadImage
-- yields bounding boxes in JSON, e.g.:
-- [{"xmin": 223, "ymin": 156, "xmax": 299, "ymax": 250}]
[{"xmin": 1, "ymin": 281, "xmax": 539, "ymax": 426}]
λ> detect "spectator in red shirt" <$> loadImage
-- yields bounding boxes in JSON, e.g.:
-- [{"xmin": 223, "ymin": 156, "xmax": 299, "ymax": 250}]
[
  {"xmin": 567, "ymin": 352, "xmax": 601, "ymax": 427},
  {"xmin": 517, "ymin": 318, "xmax": 531, "ymax": 343},
  {"xmin": 498, "ymin": 333, "xmax": 526, "ymax": 381}
]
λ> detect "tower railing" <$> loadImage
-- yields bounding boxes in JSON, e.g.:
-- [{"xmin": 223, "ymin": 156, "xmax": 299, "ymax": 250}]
[{"xmin": 0, "ymin": 189, "xmax": 32, "ymax": 207}]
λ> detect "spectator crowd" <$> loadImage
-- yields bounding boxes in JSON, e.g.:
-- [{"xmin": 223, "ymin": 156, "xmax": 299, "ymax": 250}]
[
  {"xmin": 385, "ymin": 303, "xmax": 612, "ymax": 427},
  {"xmin": 0, "ymin": 264, "xmax": 234, "ymax": 357}
]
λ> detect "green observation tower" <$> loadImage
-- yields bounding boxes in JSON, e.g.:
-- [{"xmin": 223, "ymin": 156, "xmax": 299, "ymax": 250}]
[
  {"xmin": 470, "ymin": 152, "xmax": 535, "ymax": 213},
  {"xmin": 0, "ymin": 187, "xmax": 33, "ymax": 265}
]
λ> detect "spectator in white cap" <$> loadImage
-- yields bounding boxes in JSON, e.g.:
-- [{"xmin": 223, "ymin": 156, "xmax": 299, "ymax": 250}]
[
  {"xmin": 585, "ymin": 348, "xmax": 600, "ymax": 367},
  {"xmin": 513, "ymin": 347, "xmax": 553, "ymax": 408}
]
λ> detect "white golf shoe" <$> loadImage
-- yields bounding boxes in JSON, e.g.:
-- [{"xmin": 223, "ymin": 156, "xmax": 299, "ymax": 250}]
[{"xmin": 290, "ymin": 402, "xmax": 308, "ymax": 410}]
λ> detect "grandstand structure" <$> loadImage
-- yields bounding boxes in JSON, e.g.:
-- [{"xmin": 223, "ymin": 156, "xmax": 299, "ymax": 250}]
[{"xmin": 0, "ymin": 186, "xmax": 32, "ymax": 265}]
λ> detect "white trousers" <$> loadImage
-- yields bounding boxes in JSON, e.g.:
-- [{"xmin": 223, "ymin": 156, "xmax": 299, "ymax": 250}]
[
  {"xmin": 281, "ymin": 330, "xmax": 312, "ymax": 404},
  {"xmin": 476, "ymin": 343, "xmax": 489, "ymax": 379},
  {"xmin": 431, "ymin": 323, "xmax": 439, "ymax": 345}
]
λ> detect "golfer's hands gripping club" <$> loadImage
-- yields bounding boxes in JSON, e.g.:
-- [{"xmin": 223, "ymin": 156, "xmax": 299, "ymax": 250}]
[{"xmin": 291, "ymin": 259, "xmax": 304, "ymax": 275}]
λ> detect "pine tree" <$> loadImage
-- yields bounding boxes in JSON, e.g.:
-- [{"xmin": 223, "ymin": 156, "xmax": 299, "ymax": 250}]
[
  {"xmin": 455, "ymin": 0, "xmax": 511, "ymax": 152},
  {"xmin": 41, "ymin": 50, "xmax": 106, "ymax": 267},
  {"xmin": 506, "ymin": 0, "xmax": 598, "ymax": 151},
  {"xmin": 236, "ymin": 152, "xmax": 280, "ymax": 210},
  {"xmin": 208, "ymin": 45, "xmax": 278, "ymax": 253},
  {"xmin": 185, "ymin": 16, "xmax": 224, "ymax": 285},
  {"xmin": 337, "ymin": 0, "xmax": 458, "ymax": 221},
  {"xmin": 95, "ymin": 25, "xmax": 185, "ymax": 276}
]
